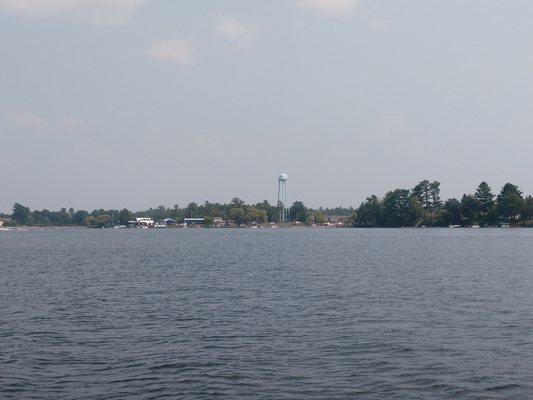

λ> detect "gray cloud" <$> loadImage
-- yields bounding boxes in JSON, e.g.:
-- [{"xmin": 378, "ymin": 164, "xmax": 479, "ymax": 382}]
[
  {"xmin": 146, "ymin": 39, "xmax": 194, "ymax": 64},
  {"xmin": 294, "ymin": 0, "xmax": 359, "ymax": 16},
  {"xmin": 0, "ymin": 0, "xmax": 148, "ymax": 23}
]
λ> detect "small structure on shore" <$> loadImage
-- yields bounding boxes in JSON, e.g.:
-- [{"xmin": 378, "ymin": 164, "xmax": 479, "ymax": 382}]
[
  {"xmin": 163, "ymin": 218, "xmax": 176, "ymax": 226},
  {"xmin": 213, "ymin": 217, "xmax": 225, "ymax": 227},
  {"xmin": 184, "ymin": 218, "xmax": 204, "ymax": 227},
  {"xmin": 0, "ymin": 217, "xmax": 11, "ymax": 227},
  {"xmin": 127, "ymin": 217, "xmax": 155, "ymax": 228}
]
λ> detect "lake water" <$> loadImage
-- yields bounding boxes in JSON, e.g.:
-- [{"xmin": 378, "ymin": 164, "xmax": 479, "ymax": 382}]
[{"xmin": 1, "ymin": 228, "xmax": 532, "ymax": 399}]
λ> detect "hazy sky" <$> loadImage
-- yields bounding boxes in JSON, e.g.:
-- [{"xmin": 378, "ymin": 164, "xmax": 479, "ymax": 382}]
[{"xmin": 1, "ymin": 0, "xmax": 533, "ymax": 212}]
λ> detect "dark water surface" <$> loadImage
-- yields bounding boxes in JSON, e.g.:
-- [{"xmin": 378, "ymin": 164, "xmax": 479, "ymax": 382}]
[{"xmin": 1, "ymin": 228, "xmax": 532, "ymax": 399}]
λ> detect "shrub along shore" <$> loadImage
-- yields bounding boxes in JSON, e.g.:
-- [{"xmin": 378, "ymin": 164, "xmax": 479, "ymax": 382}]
[{"xmin": 2, "ymin": 181, "xmax": 532, "ymax": 228}]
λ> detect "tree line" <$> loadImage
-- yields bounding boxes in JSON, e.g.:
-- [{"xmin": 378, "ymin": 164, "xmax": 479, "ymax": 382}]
[
  {"xmin": 5, "ymin": 198, "xmax": 349, "ymax": 228},
  {"xmin": 4, "ymin": 180, "xmax": 532, "ymax": 227},
  {"xmin": 352, "ymin": 181, "xmax": 533, "ymax": 227}
]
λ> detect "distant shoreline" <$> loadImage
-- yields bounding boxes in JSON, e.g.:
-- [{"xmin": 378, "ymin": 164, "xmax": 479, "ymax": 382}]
[
  {"xmin": 3, "ymin": 180, "xmax": 532, "ymax": 229},
  {"xmin": 1, "ymin": 225, "xmax": 530, "ymax": 231}
]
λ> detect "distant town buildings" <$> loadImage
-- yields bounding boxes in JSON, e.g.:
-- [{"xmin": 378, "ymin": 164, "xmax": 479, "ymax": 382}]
[{"xmin": 123, "ymin": 216, "xmax": 223, "ymax": 228}]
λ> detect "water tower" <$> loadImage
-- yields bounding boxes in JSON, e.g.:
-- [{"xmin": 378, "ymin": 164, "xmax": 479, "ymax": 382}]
[{"xmin": 277, "ymin": 173, "xmax": 289, "ymax": 222}]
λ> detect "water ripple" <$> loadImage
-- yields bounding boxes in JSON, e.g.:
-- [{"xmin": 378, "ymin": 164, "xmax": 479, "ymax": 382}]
[{"xmin": 1, "ymin": 228, "xmax": 533, "ymax": 399}]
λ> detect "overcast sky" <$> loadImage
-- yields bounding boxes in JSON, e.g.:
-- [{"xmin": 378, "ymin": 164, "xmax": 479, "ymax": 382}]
[{"xmin": 1, "ymin": 0, "xmax": 532, "ymax": 212}]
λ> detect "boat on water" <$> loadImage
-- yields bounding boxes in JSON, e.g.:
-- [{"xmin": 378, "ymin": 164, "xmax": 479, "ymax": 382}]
[{"xmin": 113, "ymin": 225, "xmax": 128, "ymax": 229}]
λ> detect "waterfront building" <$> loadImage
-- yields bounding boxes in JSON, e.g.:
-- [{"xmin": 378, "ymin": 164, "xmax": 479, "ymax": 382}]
[
  {"xmin": 184, "ymin": 218, "xmax": 204, "ymax": 226},
  {"xmin": 163, "ymin": 218, "xmax": 176, "ymax": 226},
  {"xmin": 213, "ymin": 217, "xmax": 225, "ymax": 227},
  {"xmin": 135, "ymin": 217, "xmax": 154, "ymax": 227},
  {"xmin": 0, "ymin": 217, "xmax": 11, "ymax": 227}
]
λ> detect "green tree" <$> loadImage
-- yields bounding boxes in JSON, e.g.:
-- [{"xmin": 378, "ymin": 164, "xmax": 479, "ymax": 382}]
[
  {"xmin": 408, "ymin": 196, "xmax": 425, "ymax": 225},
  {"xmin": 12, "ymin": 203, "xmax": 31, "ymax": 225},
  {"xmin": 437, "ymin": 198, "xmax": 462, "ymax": 226},
  {"xmin": 412, "ymin": 180, "xmax": 441, "ymax": 220},
  {"xmin": 95, "ymin": 214, "xmax": 111, "ymax": 228},
  {"xmin": 83, "ymin": 215, "xmax": 96, "ymax": 227},
  {"xmin": 344, "ymin": 213, "xmax": 357, "ymax": 227},
  {"xmin": 482, "ymin": 204, "xmax": 498, "ymax": 226},
  {"xmin": 382, "ymin": 189, "xmax": 419, "ymax": 227},
  {"xmin": 290, "ymin": 201, "xmax": 307, "ymax": 223},
  {"xmin": 229, "ymin": 207, "xmax": 246, "ymax": 226},
  {"xmin": 412, "ymin": 180, "xmax": 431, "ymax": 212},
  {"xmin": 72, "ymin": 210, "xmax": 89, "ymax": 225},
  {"xmin": 499, "ymin": 183, "xmax": 522, "ymax": 197},
  {"xmin": 429, "ymin": 181, "xmax": 442, "ymax": 213},
  {"xmin": 497, "ymin": 183, "xmax": 524, "ymax": 221},
  {"xmin": 50, "ymin": 208, "xmax": 71, "ymax": 225},
  {"xmin": 243, "ymin": 207, "xmax": 267, "ymax": 225},
  {"xmin": 356, "ymin": 195, "xmax": 382, "ymax": 227},
  {"xmin": 461, "ymin": 194, "xmax": 481, "ymax": 225},
  {"xmin": 201, "ymin": 201, "xmax": 218, "ymax": 217},
  {"xmin": 230, "ymin": 197, "xmax": 245, "ymax": 208},
  {"xmin": 118, "ymin": 208, "xmax": 133, "ymax": 225},
  {"xmin": 522, "ymin": 196, "xmax": 533, "ymax": 221},
  {"xmin": 314, "ymin": 212, "xmax": 326, "ymax": 226},
  {"xmin": 186, "ymin": 202, "xmax": 199, "ymax": 218},
  {"xmin": 32, "ymin": 209, "xmax": 50, "ymax": 226},
  {"xmin": 474, "ymin": 181, "xmax": 494, "ymax": 214},
  {"xmin": 256, "ymin": 200, "xmax": 278, "ymax": 222}
]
